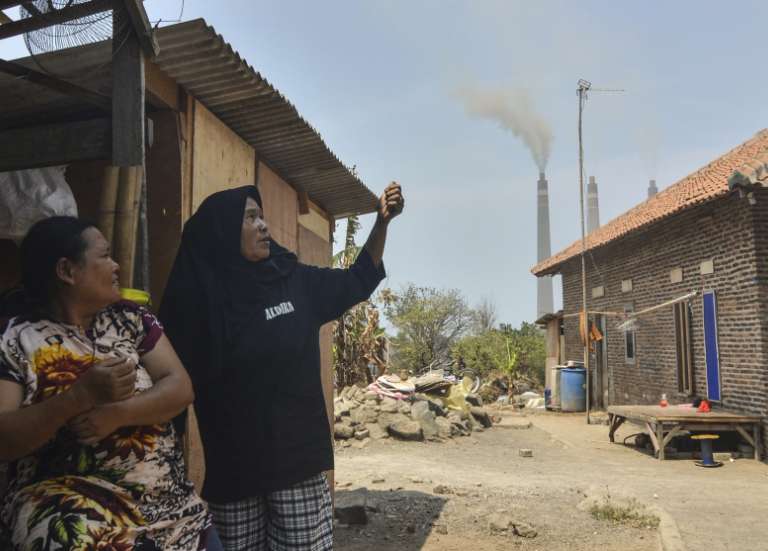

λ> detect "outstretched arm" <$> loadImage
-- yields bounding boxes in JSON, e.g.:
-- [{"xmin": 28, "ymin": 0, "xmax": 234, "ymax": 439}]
[
  {"xmin": 306, "ymin": 182, "xmax": 403, "ymax": 324},
  {"xmin": 363, "ymin": 182, "xmax": 404, "ymax": 267}
]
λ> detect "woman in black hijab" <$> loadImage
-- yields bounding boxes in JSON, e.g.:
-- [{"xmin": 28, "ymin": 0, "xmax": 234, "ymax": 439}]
[{"xmin": 160, "ymin": 182, "xmax": 403, "ymax": 550}]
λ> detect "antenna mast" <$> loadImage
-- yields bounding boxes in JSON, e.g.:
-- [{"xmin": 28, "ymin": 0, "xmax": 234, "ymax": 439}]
[{"xmin": 576, "ymin": 78, "xmax": 624, "ymax": 423}]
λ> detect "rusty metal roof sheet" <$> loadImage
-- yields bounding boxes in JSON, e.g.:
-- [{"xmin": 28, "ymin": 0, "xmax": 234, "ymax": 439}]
[{"xmin": 0, "ymin": 18, "xmax": 377, "ymax": 218}]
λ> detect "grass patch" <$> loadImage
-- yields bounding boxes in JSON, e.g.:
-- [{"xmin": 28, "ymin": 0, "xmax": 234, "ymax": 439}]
[{"xmin": 589, "ymin": 498, "xmax": 660, "ymax": 529}]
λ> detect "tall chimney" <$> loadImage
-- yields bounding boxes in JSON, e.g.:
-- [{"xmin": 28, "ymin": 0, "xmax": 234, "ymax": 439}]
[
  {"xmin": 587, "ymin": 175, "xmax": 600, "ymax": 233},
  {"xmin": 648, "ymin": 179, "xmax": 658, "ymax": 198},
  {"xmin": 537, "ymin": 172, "xmax": 554, "ymax": 319}
]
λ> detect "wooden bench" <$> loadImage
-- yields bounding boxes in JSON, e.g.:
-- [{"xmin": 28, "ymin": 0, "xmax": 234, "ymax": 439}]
[{"xmin": 607, "ymin": 405, "xmax": 762, "ymax": 461}]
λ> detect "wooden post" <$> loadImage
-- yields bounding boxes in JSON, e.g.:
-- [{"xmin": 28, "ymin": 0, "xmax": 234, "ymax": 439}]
[
  {"xmin": 111, "ymin": 4, "xmax": 145, "ymax": 289},
  {"xmin": 98, "ymin": 166, "xmax": 120, "ymax": 247},
  {"xmin": 112, "ymin": 5, "xmax": 145, "ymax": 167}
]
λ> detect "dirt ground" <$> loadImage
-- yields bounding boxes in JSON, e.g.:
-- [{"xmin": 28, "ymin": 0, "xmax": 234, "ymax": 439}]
[{"xmin": 333, "ymin": 410, "xmax": 768, "ymax": 551}]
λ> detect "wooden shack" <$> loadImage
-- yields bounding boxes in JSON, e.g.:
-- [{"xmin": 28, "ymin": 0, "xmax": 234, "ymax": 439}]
[{"xmin": 0, "ymin": 13, "xmax": 377, "ymax": 489}]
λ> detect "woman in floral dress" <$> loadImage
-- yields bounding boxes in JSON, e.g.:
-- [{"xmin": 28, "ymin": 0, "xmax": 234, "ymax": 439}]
[{"xmin": 0, "ymin": 217, "xmax": 219, "ymax": 550}]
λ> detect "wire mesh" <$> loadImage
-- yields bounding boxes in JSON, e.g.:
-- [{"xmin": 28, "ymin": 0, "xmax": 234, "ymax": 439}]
[{"xmin": 20, "ymin": 0, "xmax": 113, "ymax": 55}]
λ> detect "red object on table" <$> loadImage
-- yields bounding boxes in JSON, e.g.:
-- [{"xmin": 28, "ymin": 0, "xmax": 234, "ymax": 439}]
[{"xmin": 697, "ymin": 399, "xmax": 711, "ymax": 413}]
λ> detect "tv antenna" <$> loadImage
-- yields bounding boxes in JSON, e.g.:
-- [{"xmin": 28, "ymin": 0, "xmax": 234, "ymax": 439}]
[{"xmin": 576, "ymin": 78, "xmax": 624, "ymax": 423}]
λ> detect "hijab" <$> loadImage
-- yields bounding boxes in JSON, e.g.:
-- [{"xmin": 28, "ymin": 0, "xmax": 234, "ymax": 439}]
[{"xmin": 159, "ymin": 185, "xmax": 297, "ymax": 391}]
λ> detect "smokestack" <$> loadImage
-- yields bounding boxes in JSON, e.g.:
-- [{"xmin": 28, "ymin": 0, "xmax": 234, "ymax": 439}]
[
  {"xmin": 587, "ymin": 175, "xmax": 600, "ymax": 233},
  {"xmin": 648, "ymin": 179, "xmax": 658, "ymax": 198},
  {"xmin": 537, "ymin": 172, "xmax": 554, "ymax": 319}
]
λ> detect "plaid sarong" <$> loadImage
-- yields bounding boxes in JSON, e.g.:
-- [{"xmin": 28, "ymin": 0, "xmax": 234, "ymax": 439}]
[{"xmin": 208, "ymin": 473, "xmax": 333, "ymax": 551}]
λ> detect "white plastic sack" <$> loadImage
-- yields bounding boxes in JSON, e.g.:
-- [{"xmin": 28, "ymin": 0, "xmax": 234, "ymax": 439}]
[{"xmin": 0, "ymin": 166, "xmax": 77, "ymax": 242}]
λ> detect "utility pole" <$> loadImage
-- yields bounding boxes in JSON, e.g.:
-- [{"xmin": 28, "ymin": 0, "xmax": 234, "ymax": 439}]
[
  {"xmin": 576, "ymin": 79, "xmax": 624, "ymax": 424},
  {"xmin": 577, "ymin": 79, "xmax": 590, "ymax": 424}
]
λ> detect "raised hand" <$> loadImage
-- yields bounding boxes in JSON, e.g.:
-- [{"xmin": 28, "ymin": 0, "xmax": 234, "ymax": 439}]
[{"xmin": 377, "ymin": 181, "xmax": 404, "ymax": 224}]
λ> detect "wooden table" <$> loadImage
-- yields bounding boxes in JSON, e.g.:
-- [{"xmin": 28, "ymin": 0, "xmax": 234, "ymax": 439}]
[{"xmin": 607, "ymin": 405, "xmax": 763, "ymax": 461}]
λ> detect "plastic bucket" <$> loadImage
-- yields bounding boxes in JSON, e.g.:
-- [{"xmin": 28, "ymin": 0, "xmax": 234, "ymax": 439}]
[
  {"xmin": 551, "ymin": 366, "xmax": 565, "ymax": 409},
  {"xmin": 120, "ymin": 288, "xmax": 151, "ymax": 306}
]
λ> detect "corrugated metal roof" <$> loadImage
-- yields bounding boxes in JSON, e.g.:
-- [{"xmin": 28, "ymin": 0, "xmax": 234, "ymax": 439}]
[{"xmin": 0, "ymin": 18, "xmax": 377, "ymax": 218}]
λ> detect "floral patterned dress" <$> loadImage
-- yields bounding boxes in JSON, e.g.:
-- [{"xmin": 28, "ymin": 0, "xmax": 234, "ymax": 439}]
[{"xmin": 0, "ymin": 302, "xmax": 210, "ymax": 551}]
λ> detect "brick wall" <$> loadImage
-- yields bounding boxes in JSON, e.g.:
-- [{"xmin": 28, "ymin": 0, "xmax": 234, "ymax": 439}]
[{"xmin": 557, "ymin": 190, "xmax": 768, "ymax": 454}]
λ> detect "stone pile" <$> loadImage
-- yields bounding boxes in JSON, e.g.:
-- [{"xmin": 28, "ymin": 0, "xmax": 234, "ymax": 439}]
[{"xmin": 334, "ymin": 385, "xmax": 496, "ymax": 447}]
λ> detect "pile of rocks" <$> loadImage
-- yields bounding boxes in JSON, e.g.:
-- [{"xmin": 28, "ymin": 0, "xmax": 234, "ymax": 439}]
[{"xmin": 334, "ymin": 386, "xmax": 495, "ymax": 447}]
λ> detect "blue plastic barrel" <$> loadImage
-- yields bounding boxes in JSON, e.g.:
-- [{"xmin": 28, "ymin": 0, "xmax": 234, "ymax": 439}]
[{"xmin": 560, "ymin": 367, "xmax": 586, "ymax": 412}]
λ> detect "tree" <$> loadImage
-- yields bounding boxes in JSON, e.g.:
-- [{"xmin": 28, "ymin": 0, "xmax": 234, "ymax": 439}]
[
  {"xmin": 474, "ymin": 297, "xmax": 498, "ymax": 333},
  {"xmin": 383, "ymin": 284, "xmax": 474, "ymax": 373},
  {"xmin": 451, "ymin": 329, "xmax": 513, "ymax": 377}
]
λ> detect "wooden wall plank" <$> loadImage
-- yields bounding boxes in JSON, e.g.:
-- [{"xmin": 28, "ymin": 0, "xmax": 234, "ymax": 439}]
[
  {"xmin": 146, "ymin": 110, "xmax": 183, "ymax": 307},
  {"xmin": 258, "ymin": 163, "xmax": 298, "ymax": 251},
  {"xmin": 191, "ymin": 100, "xmax": 255, "ymax": 211}
]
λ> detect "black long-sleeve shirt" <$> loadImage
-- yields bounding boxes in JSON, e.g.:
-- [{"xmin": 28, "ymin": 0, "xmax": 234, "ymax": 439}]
[{"xmin": 195, "ymin": 249, "xmax": 385, "ymax": 503}]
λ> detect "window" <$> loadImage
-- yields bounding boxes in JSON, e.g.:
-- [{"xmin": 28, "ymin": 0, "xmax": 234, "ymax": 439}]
[
  {"xmin": 592, "ymin": 286, "xmax": 605, "ymax": 298},
  {"xmin": 624, "ymin": 304, "xmax": 636, "ymax": 363},
  {"xmin": 674, "ymin": 302, "xmax": 694, "ymax": 394}
]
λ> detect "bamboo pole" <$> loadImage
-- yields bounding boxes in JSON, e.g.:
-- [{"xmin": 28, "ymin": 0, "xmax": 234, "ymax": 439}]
[
  {"xmin": 562, "ymin": 310, "xmax": 623, "ymax": 319},
  {"xmin": 97, "ymin": 166, "xmax": 120, "ymax": 248},
  {"xmin": 114, "ymin": 166, "xmax": 141, "ymax": 288}
]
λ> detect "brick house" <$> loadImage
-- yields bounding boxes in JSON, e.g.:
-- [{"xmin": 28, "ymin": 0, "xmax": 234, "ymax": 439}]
[{"xmin": 532, "ymin": 129, "xmax": 768, "ymax": 454}]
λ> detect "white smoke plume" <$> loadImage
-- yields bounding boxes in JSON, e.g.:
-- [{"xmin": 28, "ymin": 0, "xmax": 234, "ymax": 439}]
[{"xmin": 458, "ymin": 86, "xmax": 553, "ymax": 171}]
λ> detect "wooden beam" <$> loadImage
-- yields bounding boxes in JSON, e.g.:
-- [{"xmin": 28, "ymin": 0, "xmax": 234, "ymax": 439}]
[
  {"xmin": 0, "ymin": 11, "xmax": 11, "ymax": 25},
  {"xmin": 119, "ymin": 0, "xmax": 159, "ymax": 58},
  {"xmin": 0, "ymin": 0, "xmax": 112, "ymax": 40},
  {"xmin": 145, "ymin": 60, "xmax": 179, "ymax": 110},
  {"xmin": 112, "ymin": 5, "xmax": 145, "ymax": 166},
  {"xmin": 298, "ymin": 191, "xmax": 310, "ymax": 215},
  {"xmin": 0, "ymin": 58, "xmax": 111, "ymax": 112},
  {"xmin": 0, "ymin": 118, "xmax": 111, "ymax": 172},
  {"xmin": 0, "ymin": 2, "xmax": 23, "ymax": 10},
  {"xmin": 20, "ymin": 2, "xmax": 42, "ymax": 18}
]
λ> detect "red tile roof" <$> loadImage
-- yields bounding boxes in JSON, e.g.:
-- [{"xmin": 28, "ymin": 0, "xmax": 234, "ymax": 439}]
[{"xmin": 532, "ymin": 129, "xmax": 768, "ymax": 276}]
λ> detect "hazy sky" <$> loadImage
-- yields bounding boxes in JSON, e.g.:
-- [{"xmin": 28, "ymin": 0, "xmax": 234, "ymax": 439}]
[{"xmin": 3, "ymin": 1, "xmax": 767, "ymax": 326}]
